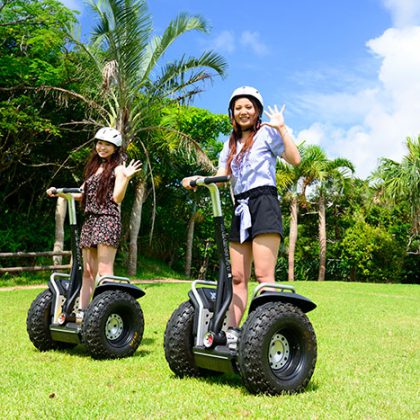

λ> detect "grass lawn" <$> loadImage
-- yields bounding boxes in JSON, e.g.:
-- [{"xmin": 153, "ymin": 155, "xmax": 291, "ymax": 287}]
[{"xmin": 0, "ymin": 281, "xmax": 418, "ymax": 418}]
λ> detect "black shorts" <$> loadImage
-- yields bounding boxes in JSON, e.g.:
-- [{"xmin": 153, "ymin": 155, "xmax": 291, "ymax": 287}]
[{"xmin": 229, "ymin": 186, "xmax": 283, "ymax": 243}]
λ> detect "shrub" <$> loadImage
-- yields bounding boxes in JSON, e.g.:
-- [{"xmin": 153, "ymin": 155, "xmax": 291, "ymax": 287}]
[{"xmin": 339, "ymin": 220, "xmax": 404, "ymax": 282}]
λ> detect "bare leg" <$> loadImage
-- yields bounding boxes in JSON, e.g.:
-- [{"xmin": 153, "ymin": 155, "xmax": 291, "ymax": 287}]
[
  {"xmin": 80, "ymin": 247, "xmax": 97, "ymax": 309},
  {"xmin": 252, "ymin": 233, "xmax": 281, "ymax": 285},
  {"xmin": 228, "ymin": 241, "xmax": 253, "ymax": 327},
  {"xmin": 96, "ymin": 244, "xmax": 117, "ymax": 277},
  {"xmin": 80, "ymin": 245, "xmax": 117, "ymax": 309}
]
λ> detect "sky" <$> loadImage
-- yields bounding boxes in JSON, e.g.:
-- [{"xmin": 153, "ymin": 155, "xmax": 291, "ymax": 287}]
[{"xmin": 61, "ymin": 0, "xmax": 420, "ymax": 179}]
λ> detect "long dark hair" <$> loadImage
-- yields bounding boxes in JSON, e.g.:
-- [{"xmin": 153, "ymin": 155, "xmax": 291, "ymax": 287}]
[
  {"xmin": 226, "ymin": 95, "xmax": 262, "ymax": 174},
  {"xmin": 81, "ymin": 144, "xmax": 121, "ymax": 207}
]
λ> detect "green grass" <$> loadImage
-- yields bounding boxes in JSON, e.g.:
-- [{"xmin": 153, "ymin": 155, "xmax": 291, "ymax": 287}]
[{"xmin": 0, "ymin": 281, "xmax": 418, "ymax": 418}]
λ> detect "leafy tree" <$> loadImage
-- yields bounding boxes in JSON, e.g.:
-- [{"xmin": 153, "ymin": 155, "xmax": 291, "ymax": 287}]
[
  {"xmin": 0, "ymin": 0, "xmax": 80, "ymax": 190},
  {"xmin": 298, "ymin": 145, "xmax": 354, "ymax": 281},
  {"xmin": 277, "ymin": 143, "xmax": 353, "ymax": 281},
  {"xmin": 339, "ymin": 216, "xmax": 404, "ymax": 282},
  {"xmin": 0, "ymin": 0, "xmax": 88, "ymax": 264},
  {"xmin": 53, "ymin": 0, "xmax": 227, "ymax": 275},
  {"xmin": 172, "ymin": 106, "xmax": 231, "ymax": 275},
  {"xmin": 370, "ymin": 136, "xmax": 420, "ymax": 251},
  {"xmin": 136, "ymin": 105, "xmax": 231, "ymax": 276},
  {"xmin": 276, "ymin": 143, "xmax": 305, "ymax": 281}
]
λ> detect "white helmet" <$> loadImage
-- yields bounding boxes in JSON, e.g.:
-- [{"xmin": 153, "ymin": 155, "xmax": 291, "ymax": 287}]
[
  {"xmin": 94, "ymin": 127, "xmax": 122, "ymax": 147},
  {"xmin": 228, "ymin": 86, "xmax": 264, "ymax": 114}
]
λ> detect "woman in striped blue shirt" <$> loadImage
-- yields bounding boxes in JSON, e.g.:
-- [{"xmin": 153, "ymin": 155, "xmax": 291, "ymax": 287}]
[{"xmin": 183, "ymin": 86, "xmax": 300, "ymax": 345}]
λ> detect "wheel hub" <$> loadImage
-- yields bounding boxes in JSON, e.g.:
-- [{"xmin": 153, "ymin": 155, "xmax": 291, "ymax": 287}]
[
  {"xmin": 269, "ymin": 333, "xmax": 290, "ymax": 369},
  {"xmin": 105, "ymin": 313, "xmax": 124, "ymax": 340}
]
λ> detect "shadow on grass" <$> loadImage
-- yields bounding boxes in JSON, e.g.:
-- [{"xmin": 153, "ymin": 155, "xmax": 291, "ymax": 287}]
[
  {"xmin": 201, "ymin": 371, "xmax": 243, "ymax": 389},
  {"xmin": 166, "ymin": 371, "xmax": 243, "ymax": 390},
  {"xmin": 40, "ymin": 336, "xmax": 156, "ymax": 360},
  {"xmin": 166, "ymin": 371, "xmax": 319, "ymax": 395},
  {"xmin": 200, "ymin": 373, "xmax": 319, "ymax": 395},
  {"xmin": 305, "ymin": 380, "xmax": 319, "ymax": 393}
]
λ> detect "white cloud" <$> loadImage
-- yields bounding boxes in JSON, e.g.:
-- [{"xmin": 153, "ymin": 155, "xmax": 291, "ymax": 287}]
[
  {"xmin": 297, "ymin": 123, "xmax": 325, "ymax": 146},
  {"xmin": 367, "ymin": 27, "xmax": 420, "ymax": 108},
  {"xmin": 210, "ymin": 30, "xmax": 236, "ymax": 54},
  {"xmin": 295, "ymin": 25, "xmax": 420, "ymax": 179},
  {"xmin": 209, "ymin": 30, "xmax": 269, "ymax": 57},
  {"xmin": 294, "ymin": 88, "xmax": 379, "ymax": 127},
  {"xmin": 240, "ymin": 31, "xmax": 269, "ymax": 56},
  {"xmin": 382, "ymin": 0, "xmax": 420, "ymax": 27}
]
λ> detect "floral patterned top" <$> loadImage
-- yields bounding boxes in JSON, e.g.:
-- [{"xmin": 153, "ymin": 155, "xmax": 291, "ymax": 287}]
[{"xmin": 83, "ymin": 172, "xmax": 120, "ymax": 217}]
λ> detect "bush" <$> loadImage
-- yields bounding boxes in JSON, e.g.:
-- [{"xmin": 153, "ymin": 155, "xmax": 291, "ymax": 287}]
[{"xmin": 339, "ymin": 220, "xmax": 405, "ymax": 282}]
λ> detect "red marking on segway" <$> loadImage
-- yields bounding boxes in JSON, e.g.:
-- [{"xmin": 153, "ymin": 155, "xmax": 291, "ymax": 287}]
[
  {"xmin": 58, "ymin": 313, "xmax": 66, "ymax": 325},
  {"xmin": 203, "ymin": 332, "xmax": 214, "ymax": 348}
]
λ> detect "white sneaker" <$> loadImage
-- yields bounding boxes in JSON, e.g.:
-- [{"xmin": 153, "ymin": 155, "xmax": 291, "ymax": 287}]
[{"xmin": 226, "ymin": 327, "xmax": 241, "ymax": 350}]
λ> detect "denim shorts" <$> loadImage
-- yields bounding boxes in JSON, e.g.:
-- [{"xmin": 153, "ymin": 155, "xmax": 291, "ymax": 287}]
[{"xmin": 229, "ymin": 186, "xmax": 283, "ymax": 243}]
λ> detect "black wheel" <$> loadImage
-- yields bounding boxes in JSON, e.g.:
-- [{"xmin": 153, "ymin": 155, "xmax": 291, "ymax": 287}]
[
  {"xmin": 239, "ymin": 302, "xmax": 317, "ymax": 395},
  {"xmin": 26, "ymin": 289, "xmax": 76, "ymax": 351},
  {"xmin": 82, "ymin": 290, "xmax": 144, "ymax": 359},
  {"xmin": 164, "ymin": 301, "xmax": 202, "ymax": 377}
]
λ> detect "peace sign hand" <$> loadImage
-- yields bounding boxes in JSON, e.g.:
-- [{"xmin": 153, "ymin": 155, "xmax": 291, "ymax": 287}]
[
  {"xmin": 121, "ymin": 159, "xmax": 142, "ymax": 179},
  {"xmin": 262, "ymin": 104, "xmax": 286, "ymax": 130}
]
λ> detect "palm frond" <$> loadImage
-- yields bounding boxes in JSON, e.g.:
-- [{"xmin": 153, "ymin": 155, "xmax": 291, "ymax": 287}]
[
  {"xmin": 150, "ymin": 51, "xmax": 227, "ymax": 102},
  {"xmin": 89, "ymin": 0, "xmax": 152, "ymax": 94},
  {"xmin": 138, "ymin": 13, "xmax": 210, "ymax": 83},
  {"xmin": 276, "ymin": 159, "xmax": 297, "ymax": 191},
  {"xmin": 34, "ymin": 85, "xmax": 108, "ymax": 117}
]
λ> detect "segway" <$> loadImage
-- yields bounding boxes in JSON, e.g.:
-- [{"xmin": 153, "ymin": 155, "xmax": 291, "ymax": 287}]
[
  {"xmin": 164, "ymin": 176, "xmax": 317, "ymax": 394},
  {"xmin": 26, "ymin": 188, "xmax": 145, "ymax": 359}
]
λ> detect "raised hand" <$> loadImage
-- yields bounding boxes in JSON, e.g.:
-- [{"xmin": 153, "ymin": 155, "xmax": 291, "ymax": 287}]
[
  {"xmin": 121, "ymin": 159, "xmax": 142, "ymax": 179},
  {"xmin": 262, "ymin": 104, "xmax": 286, "ymax": 130}
]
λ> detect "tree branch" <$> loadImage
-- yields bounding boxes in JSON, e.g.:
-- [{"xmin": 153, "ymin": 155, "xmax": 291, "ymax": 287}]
[{"xmin": 0, "ymin": 17, "xmax": 33, "ymax": 26}]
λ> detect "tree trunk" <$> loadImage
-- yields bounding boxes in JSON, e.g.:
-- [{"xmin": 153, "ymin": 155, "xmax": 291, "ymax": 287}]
[
  {"xmin": 288, "ymin": 196, "xmax": 298, "ymax": 282},
  {"xmin": 198, "ymin": 239, "xmax": 212, "ymax": 280},
  {"xmin": 318, "ymin": 195, "xmax": 327, "ymax": 281},
  {"xmin": 128, "ymin": 180, "xmax": 146, "ymax": 276},
  {"xmin": 185, "ymin": 203, "xmax": 197, "ymax": 277},
  {"xmin": 53, "ymin": 197, "xmax": 67, "ymax": 266}
]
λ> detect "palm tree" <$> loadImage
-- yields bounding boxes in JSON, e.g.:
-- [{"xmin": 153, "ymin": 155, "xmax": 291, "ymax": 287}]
[
  {"xmin": 277, "ymin": 154, "xmax": 302, "ymax": 282},
  {"xmin": 49, "ymin": 0, "xmax": 227, "ymax": 274},
  {"xmin": 299, "ymin": 145, "xmax": 354, "ymax": 281},
  {"xmin": 278, "ymin": 144, "xmax": 354, "ymax": 281},
  {"xmin": 370, "ymin": 136, "xmax": 420, "ymax": 252},
  {"xmin": 87, "ymin": 0, "xmax": 228, "ymax": 274}
]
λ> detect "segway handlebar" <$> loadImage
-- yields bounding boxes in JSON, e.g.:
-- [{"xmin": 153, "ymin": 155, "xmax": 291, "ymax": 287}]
[
  {"xmin": 51, "ymin": 187, "xmax": 83, "ymax": 195},
  {"xmin": 190, "ymin": 175, "xmax": 230, "ymax": 188}
]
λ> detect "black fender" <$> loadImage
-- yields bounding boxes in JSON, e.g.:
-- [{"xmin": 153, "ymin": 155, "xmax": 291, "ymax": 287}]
[
  {"xmin": 188, "ymin": 288, "xmax": 217, "ymax": 335},
  {"xmin": 249, "ymin": 292, "xmax": 316, "ymax": 314},
  {"xmin": 188, "ymin": 288, "xmax": 217, "ymax": 311},
  {"xmin": 93, "ymin": 282, "xmax": 145, "ymax": 300},
  {"xmin": 48, "ymin": 279, "xmax": 68, "ymax": 296}
]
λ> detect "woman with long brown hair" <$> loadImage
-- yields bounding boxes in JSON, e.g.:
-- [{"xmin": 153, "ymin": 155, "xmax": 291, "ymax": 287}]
[
  {"xmin": 182, "ymin": 86, "xmax": 300, "ymax": 349},
  {"xmin": 48, "ymin": 127, "xmax": 141, "ymax": 315}
]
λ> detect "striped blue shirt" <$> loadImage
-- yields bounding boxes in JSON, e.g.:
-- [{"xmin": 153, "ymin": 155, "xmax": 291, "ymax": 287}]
[{"xmin": 218, "ymin": 126, "xmax": 285, "ymax": 195}]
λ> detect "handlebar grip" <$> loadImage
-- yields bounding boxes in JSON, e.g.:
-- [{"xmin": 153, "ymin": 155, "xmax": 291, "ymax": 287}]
[
  {"xmin": 62, "ymin": 188, "xmax": 83, "ymax": 194},
  {"xmin": 204, "ymin": 175, "xmax": 230, "ymax": 184},
  {"xmin": 190, "ymin": 175, "xmax": 230, "ymax": 187},
  {"xmin": 55, "ymin": 187, "xmax": 83, "ymax": 194}
]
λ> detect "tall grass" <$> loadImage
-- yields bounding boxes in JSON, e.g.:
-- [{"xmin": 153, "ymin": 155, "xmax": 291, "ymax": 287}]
[{"xmin": 0, "ymin": 281, "xmax": 418, "ymax": 418}]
